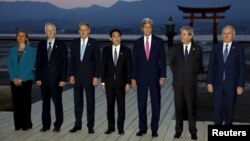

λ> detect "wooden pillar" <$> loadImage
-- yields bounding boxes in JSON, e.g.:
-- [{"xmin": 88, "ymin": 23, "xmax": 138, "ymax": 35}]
[
  {"xmin": 213, "ymin": 13, "xmax": 218, "ymax": 44},
  {"xmin": 189, "ymin": 12, "xmax": 194, "ymax": 27}
]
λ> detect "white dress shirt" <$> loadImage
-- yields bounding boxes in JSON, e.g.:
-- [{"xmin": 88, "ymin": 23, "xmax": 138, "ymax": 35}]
[{"xmin": 183, "ymin": 42, "xmax": 192, "ymax": 55}]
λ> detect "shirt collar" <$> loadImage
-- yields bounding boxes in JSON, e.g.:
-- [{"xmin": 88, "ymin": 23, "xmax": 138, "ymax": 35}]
[
  {"xmin": 144, "ymin": 34, "xmax": 152, "ymax": 40},
  {"xmin": 223, "ymin": 42, "xmax": 232, "ymax": 47}
]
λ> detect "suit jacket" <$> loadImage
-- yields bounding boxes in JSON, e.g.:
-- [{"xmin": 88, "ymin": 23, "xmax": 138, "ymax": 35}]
[
  {"xmin": 8, "ymin": 45, "xmax": 35, "ymax": 81},
  {"xmin": 132, "ymin": 35, "xmax": 166, "ymax": 83},
  {"xmin": 207, "ymin": 42, "xmax": 245, "ymax": 88},
  {"xmin": 69, "ymin": 37, "xmax": 100, "ymax": 86},
  {"xmin": 101, "ymin": 45, "xmax": 132, "ymax": 88},
  {"xmin": 35, "ymin": 39, "xmax": 68, "ymax": 85},
  {"xmin": 170, "ymin": 43, "xmax": 203, "ymax": 88}
]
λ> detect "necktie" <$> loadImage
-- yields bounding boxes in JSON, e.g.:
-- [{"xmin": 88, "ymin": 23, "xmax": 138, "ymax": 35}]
[
  {"xmin": 223, "ymin": 44, "xmax": 229, "ymax": 80},
  {"xmin": 184, "ymin": 46, "xmax": 188, "ymax": 63},
  {"xmin": 145, "ymin": 37, "xmax": 150, "ymax": 60},
  {"xmin": 80, "ymin": 39, "xmax": 85, "ymax": 61},
  {"xmin": 114, "ymin": 47, "xmax": 118, "ymax": 65},
  {"xmin": 47, "ymin": 42, "xmax": 52, "ymax": 61},
  {"xmin": 223, "ymin": 44, "xmax": 228, "ymax": 62}
]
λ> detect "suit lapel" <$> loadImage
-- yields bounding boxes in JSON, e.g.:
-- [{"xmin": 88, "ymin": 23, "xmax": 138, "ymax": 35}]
[
  {"xmin": 187, "ymin": 44, "xmax": 196, "ymax": 64},
  {"xmin": 226, "ymin": 42, "xmax": 235, "ymax": 63},
  {"xmin": 107, "ymin": 46, "xmax": 115, "ymax": 68},
  {"xmin": 116, "ymin": 46, "xmax": 124, "ymax": 67},
  {"xmin": 82, "ymin": 38, "xmax": 91, "ymax": 61}
]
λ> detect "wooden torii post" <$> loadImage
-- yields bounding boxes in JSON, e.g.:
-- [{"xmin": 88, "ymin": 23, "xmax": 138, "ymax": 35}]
[{"xmin": 178, "ymin": 5, "xmax": 231, "ymax": 44}]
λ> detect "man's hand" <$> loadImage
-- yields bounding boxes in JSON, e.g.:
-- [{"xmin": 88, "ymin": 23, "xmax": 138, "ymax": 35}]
[
  {"xmin": 125, "ymin": 84, "xmax": 130, "ymax": 93},
  {"xmin": 102, "ymin": 84, "xmax": 106, "ymax": 93},
  {"xmin": 36, "ymin": 80, "xmax": 42, "ymax": 86},
  {"xmin": 207, "ymin": 84, "xmax": 213, "ymax": 93},
  {"xmin": 69, "ymin": 76, "xmax": 75, "ymax": 85},
  {"xmin": 93, "ymin": 77, "xmax": 99, "ymax": 86},
  {"xmin": 159, "ymin": 77, "xmax": 166, "ymax": 86},
  {"xmin": 237, "ymin": 87, "xmax": 244, "ymax": 95},
  {"xmin": 59, "ymin": 81, "xmax": 66, "ymax": 87},
  {"xmin": 131, "ymin": 79, "xmax": 137, "ymax": 88}
]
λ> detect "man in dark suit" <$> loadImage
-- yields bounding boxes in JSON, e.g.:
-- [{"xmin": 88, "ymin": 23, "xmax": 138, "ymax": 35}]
[
  {"xmin": 170, "ymin": 26, "xmax": 203, "ymax": 140},
  {"xmin": 207, "ymin": 25, "xmax": 245, "ymax": 125},
  {"xmin": 36, "ymin": 23, "xmax": 68, "ymax": 132},
  {"xmin": 101, "ymin": 29, "xmax": 132, "ymax": 135},
  {"xmin": 131, "ymin": 18, "xmax": 166, "ymax": 137},
  {"xmin": 69, "ymin": 22, "xmax": 100, "ymax": 134}
]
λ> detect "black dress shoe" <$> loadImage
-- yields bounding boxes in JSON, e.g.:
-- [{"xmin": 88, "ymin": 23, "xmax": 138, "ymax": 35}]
[
  {"xmin": 15, "ymin": 127, "xmax": 21, "ymax": 131},
  {"xmin": 174, "ymin": 132, "xmax": 182, "ymax": 138},
  {"xmin": 152, "ymin": 132, "xmax": 158, "ymax": 137},
  {"xmin": 40, "ymin": 127, "xmax": 50, "ymax": 132},
  {"xmin": 69, "ymin": 126, "xmax": 81, "ymax": 133},
  {"xmin": 118, "ymin": 130, "xmax": 125, "ymax": 135},
  {"xmin": 104, "ymin": 129, "xmax": 115, "ymax": 134},
  {"xmin": 191, "ymin": 133, "xmax": 197, "ymax": 140},
  {"xmin": 53, "ymin": 127, "xmax": 60, "ymax": 132},
  {"xmin": 88, "ymin": 128, "xmax": 95, "ymax": 134},
  {"xmin": 136, "ymin": 131, "xmax": 146, "ymax": 136},
  {"xmin": 22, "ymin": 127, "xmax": 32, "ymax": 131}
]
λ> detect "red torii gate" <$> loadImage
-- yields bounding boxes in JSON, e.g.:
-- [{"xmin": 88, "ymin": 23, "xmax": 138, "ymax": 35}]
[{"xmin": 178, "ymin": 5, "xmax": 231, "ymax": 44}]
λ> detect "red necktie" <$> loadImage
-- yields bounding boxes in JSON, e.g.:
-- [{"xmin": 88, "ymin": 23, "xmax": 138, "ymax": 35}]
[{"xmin": 145, "ymin": 37, "xmax": 150, "ymax": 60}]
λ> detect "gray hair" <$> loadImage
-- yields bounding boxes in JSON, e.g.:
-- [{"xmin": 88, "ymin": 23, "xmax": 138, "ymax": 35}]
[
  {"xmin": 79, "ymin": 22, "xmax": 90, "ymax": 29},
  {"xmin": 141, "ymin": 18, "xmax": 153, "ymax": 28},
  {"xmin": 222, "ymin": 25, "xmax": 235, "ymax": 36},
  {"xmin": 180, "ymin": 26, "xmax": 194, "ymax": 37},
  {"xmin": 44, "ymin": 22, "xmax": 56, "ymax": 32}
]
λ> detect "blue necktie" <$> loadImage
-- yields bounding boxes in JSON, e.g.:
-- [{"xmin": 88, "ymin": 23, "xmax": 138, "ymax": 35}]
[
  {"xmin": 184, "ymin": 46, "xmax": 188, "ymax": 63},
  {"xmin": 80, "ymin": 39, "xmax": 85, "ymax": 61},
  {"xmin": 223, "ymin": 44, "xmax": 228, "ymax": 80}
]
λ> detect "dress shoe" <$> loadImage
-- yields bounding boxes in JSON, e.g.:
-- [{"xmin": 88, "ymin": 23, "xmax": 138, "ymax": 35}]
[
  {"xmin": 136, "ymin": 131, "xmax": 146, "ymax": 136},
  {"xmin": 104, "ymin": 129, "xmax": 115, "ymax": 134},
  {"xmin": 191, "ymin": 133, "xmax": 197, "ymax": 140},
  {"xmin": 22, "ymin": 127, "xmax": 32, "ymax": 131},
  {"xmin": 53, "ymin": 127, "xmax": 60, "ymax": 132},
  {"xmin": 15, "ymin": 127, "xmax": 21, "ymax": 131},
  {"xmin": 40, "ymin": 127, "xmax": 50, "ymax": 132},
  {"xmin": 118, "ymin": 130, "xmax": 125, "ymax": 135},
  {"xmin": 174, "ymin": 132, "xmax": 182, "ymax": 138},
  {"xmin": 88, "ymin": 128, "xmax": 95, "ymax": 134},
  {"xmin": 152, "ymin": 131, "xmax": 158, "ymax": 137},
  {"xmin": 69, "ymin": 126, "xmax": 81, "ymax": 133}
]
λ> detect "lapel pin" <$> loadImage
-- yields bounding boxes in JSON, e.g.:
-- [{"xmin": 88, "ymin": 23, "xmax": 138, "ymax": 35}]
[{"xmin": 193, "ymin": 48, "xmax": 195, "ymax": 51}]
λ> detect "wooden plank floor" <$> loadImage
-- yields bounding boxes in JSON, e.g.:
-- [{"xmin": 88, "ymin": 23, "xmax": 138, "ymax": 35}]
[{"xmin": 0, "ymin": 67, "xmax": 249, "ymax": 141}]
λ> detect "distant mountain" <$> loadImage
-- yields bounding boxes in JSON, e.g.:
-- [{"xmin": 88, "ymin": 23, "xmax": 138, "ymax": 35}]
[{"xmin": 0, "ymin": 0, "xmax": 249, "ymax": 34}]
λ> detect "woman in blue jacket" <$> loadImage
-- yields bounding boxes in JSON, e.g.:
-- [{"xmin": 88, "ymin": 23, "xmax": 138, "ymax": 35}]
[{"xmin": 7, "ymin": 30, "xmax": 35, "ymax": 131}]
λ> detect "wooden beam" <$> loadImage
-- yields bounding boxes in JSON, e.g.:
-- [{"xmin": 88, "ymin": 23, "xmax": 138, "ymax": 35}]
[{"xmin": 183, "ymin": 16, "xmax": 225, "ymax": 19}]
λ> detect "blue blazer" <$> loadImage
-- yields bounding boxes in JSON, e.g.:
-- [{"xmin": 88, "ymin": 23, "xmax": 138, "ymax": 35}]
[
  {"xmin": 207, "ymin": 42, "xmax": 245, "ymax": 88},
  {"xmin": 7, "ymin": 45, "xmax": 35, "ymax": 81},
  {"xmin": 132, "ymin": 35, "xmax": 166, "ymax": 83}
]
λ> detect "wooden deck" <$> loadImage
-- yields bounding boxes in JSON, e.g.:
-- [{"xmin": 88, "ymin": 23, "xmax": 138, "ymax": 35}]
[{"xmin": 0, "ymin": 67, "xmax": 248, "ymax": 141}]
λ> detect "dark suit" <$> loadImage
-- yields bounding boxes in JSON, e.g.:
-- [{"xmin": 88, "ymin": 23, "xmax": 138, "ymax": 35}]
[
  {"xmin": 101, "ymin": 45, "xmax": 132, "ymax": 131},
  {"xmin": 35, "ymin": 39, "xmax": 68, "ymax": 129},
  {"xmin": 132, "ymin": 35, "xmax": 166, "ymax": 132},
  {"xmin": 69, "ymin": 37, "xmax": 100, "ymax": 129},
  {"xmin": 207, "ymin": 42, "xmax": 245, "ymax": 125},
  {"xmin": 170, "ymin": 43, "xmax": 203, "ymax": 134}
]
